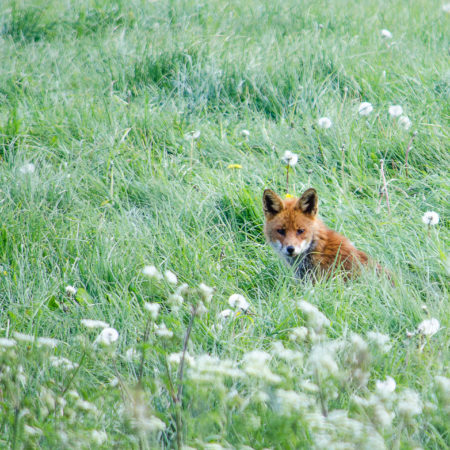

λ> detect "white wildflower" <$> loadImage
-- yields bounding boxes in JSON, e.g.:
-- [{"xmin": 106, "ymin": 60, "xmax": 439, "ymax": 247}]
[
  {"xmin": 219, "ymin": 309, "xmax": 233, "ymax": 319},
  {"xmin": 13, "ymin": 332, "xmax": 35, "ymax": 343},
  {"xmin": 154, "ymin": 323, "xmax": 173, "ymax": 338},
  {"xmin": 176, "ymin": 283, "xmax": 189, "ymax": 295},
  {"xmin": 376, "ymin": 376, "xmax": 396, "ymax": 398},
  {"xmin": 367, "ymin": 331, "xmax": 391, "ymax": 353},
  {"xmin": 19, "ymin": 163, "xmax": 36, "ymax": 174},
  {"xmin": 358, "ymin": 102, "xmax": 374, "ymax": 116},
  {"xmin": 189, "ymin": 354, "xmax": 243, "ymax": 382},
  {"xmin": 298, "ymin": 300, "xmax": 330, "ymax": 332},
  {"xmin": 37, "ymin": 337, "xmax": 59, "ymax": 348},
  {"xmin": 398, "ymin": 115, "xmax": 412, "ymax": 130},
  {"xmin": 168, "ymin": 352, "xmax": 194, "ymax": 366},
  {"xmin": 397, "ymin": 389, "xmax": 422, "ymax": 418},
  {"xmin": 168, "ymin": 294, "xmax": 184, "ymax": 307},
  {"xmin": 199, "ymin": 283, "xmax": 214, "ymax": 303},
  {"xmin": 144, "ymin": 302, "xmax": 160, "ymax": 319},
  {"xmin": 164, "ymin": 270, "xmax": 178, "ymax": 284},
  {"xmin": 184, "ymin": 130, "xmax": 201, "ymax": 140},
  {"xmin": 142, "ymin": 265, "xmax": 162, "ymax": 280},
  {"xmin": 49, "ymin": 356, "xmax": 78, "ymax": 370},
  {"xmin": 388, "ymin": 105, "xmax": 403, "ymax": 117},
  {"xmin": 196, "ymin": 301, "xmax": 208, "ymax": 316},
  {"xmin": 289, "ymin": 326, "xmax": 309, "ymax": 341},
  {"xmin": 241, "ymin": 129, "xmax": 250, "ymax": 137},
  {"xmin": 421, "ymin": 211, "xmax": 439, "ymax": 226},
  {"xmin": 24, "ymin": 425, "xmax": 43, "ymax": 436},
  {"xmin": 65, "ymin": 285, "xmax": 77, "ymax": 296},
  {"xmin": 91, "ymin": 430, "xmax": 107, "ymax": 445},
  {"xmin": 243, "ymin": 350, "xmax": 281, "ymax": 383},
  {"xmin": 228, "ymin": 294, "xmax": 250, "ymax": 311},
  {"xmin": 0, "ymin": 338, "xmax": 16, "ymax": 347},
  {"xmin": 417, "ymin": 318, "xmax": 440, "ymax": 336},
  {"xmin": 372, "ymin": 402, "xmax": 395, "ymax": 428},
  {"xmin": 81, "ymin": 319, "xmax": 110, "ymax": 329},
  {"xmin": 75, "ymin": 399, "xmax": 98, "ymax": 413},
  {"xmin": 94, "ymin": 327, "xmax": 119, "ymax": 346},
  {"xmin": 381, "ymin": 29, "xmax": 393, "ymax": 39},
  {"xmin": 125, "ymin": 348, "xmax": 140, "ymax": 362},
  {"xmin": 276, "ymin": 389, "xmax": 312, "ymax": 415},
  {"xmin": 308, "ymin": 346, "xmax": 338, "ymax": 377},
  {"xmin": 271, "ymin": 341, "xmax": 303, "ymax": 364},
  {"xmin": 67, "ymin": 390, "xmax": 80, "ymax": 399},
  {"xmin": 317, "ymin": 117, "xmax": 332, "ymax": 129},
  {"xmin": 281, "ymin": 151, "xmax": 298, "ymax": 167},
  {"xmin": 300, "ymin": 380, "xmax": 319, "ymax": 393},
  {"xmin": 435, "ymin": 376, "xmax": 450, "ymax": 408}
]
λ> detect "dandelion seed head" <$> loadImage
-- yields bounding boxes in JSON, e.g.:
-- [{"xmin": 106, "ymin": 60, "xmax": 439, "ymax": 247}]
[
  {"xmin": 281, "ymin": 151, "xmax": 298, "ymax": 167},
  {"xmin": 289, "ymin": 326, "xmax": 309, "ymax": 341},
  {"xmin": 398, "ymin": 115, "xmax": 412, "ymax": 130},
  {"xmin": 144, "ymin": 302, "xmax": 160, "ymax": 319},
  {"xmin": 381, "ymin": 29, "xmax": 393, "ymax": 38},
  {"xmin": 91, "ymin": 430, "xmax": 107, "ymax": 445},
  {"xmin": 81, "ymin": 319, "xmax": 110, "ymax": 329},
  {"xmin": 199, "ymin": 283, "xmax": 214, "ymax": 303},
  {"xmin": 164, "ymin": 270, "xmax": 178, "ymax": 285},
  {"xmin": 422, "ymin": 211, "xmax": 439, "ymax": 226},
  {"xmin": 154, "ymin": 323, "xmax": 173, "ymax": 338},
  {"xmin": 241, "ymin": 129, "xmax": 250, "ymax": 137},
  {"xmin": 228, "ymin": 293, "xmax": 250, "ymax": 311},
  {"xmin": 298, "ymin": 300, "xmax": 330, "ymax": 332},
  {"xmin": 75, "ymin": 399, "xmax": 98, "ymax": 413},
  {"xmin": 65, "ymin": 285, "xmax": 77, "ymax": 296},
  {"xmin": 317, "ymin": 117, "xmax": 332, "ymax": 129},
  {"xmin": 388, "ymin": 105, "xmax": 403, "ymax": 117},
  {"xmin": 184, "ymin": 130, "xmax": 201, "ymax": 140},
  {"xmin": 417, "ymin": 318, "xmax": 440, "ymax": 336},
  {"xmin": 219, "ymin": 309, "xmax": 233, "ymax": 319},
  {"xmin": 168, "ymin": 294, "xmax": 184, "ymax": 307},
  {"xmin": 397, "ymin": 389, "xmax": 422, "ymax": 418},
  {"xmin": 367, "ymin": 331, "xmax": 391, "ymax": 353},
  {"xmin": 19, "ymin": 163, "xmax": 36, "ymax": 174},
  {"xmin": 142, "ymin": 265, "xmax": 163, "ymax": 280},
  {"xmin": 358, "ymin": 102, "xmax": 374, "ymax": 116},
  {"xmin": 376, "ymin": 376, "xmax": 397, "ymax": 398},
  {"xmin": 168, "ymin": 351, "xmax": 194, "ymax": 366},
  {"xmin": 94, "ymin": 327, "xmax": 119, "ymax": 346}
]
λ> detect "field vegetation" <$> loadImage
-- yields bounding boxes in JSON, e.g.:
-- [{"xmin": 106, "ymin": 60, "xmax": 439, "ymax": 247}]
[{"xmin": 0, "ymin": 0, "xmax": 448, "ymax": 448}]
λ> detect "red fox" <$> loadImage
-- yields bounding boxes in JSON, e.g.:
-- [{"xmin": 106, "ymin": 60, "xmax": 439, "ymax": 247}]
[{"xmin": 263, "ymin": 188, "xmax": 376, "ymax": 279}]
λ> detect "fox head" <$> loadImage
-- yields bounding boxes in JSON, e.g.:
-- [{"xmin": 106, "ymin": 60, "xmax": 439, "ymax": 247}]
[{"xmin": 263, "ymin": 188, "xmax": 319, "ymax": 261}]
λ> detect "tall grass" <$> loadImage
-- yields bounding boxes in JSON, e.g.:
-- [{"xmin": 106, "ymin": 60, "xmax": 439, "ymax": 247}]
[{"xmin": 0, "ymin": 0, "xmax": 448, "ymax": 448}]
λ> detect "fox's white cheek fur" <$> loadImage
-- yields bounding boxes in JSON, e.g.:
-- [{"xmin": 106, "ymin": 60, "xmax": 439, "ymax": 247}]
[
  {"xmin": 281, "ymin": 239, "xmax": 311, "ymax": 257},
  {"xmin": 270, "ymin": 240, "xmax": 283, "ymax": 255}
]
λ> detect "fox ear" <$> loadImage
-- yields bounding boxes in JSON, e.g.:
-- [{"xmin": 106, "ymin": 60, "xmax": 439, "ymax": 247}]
[
  {"xmin": 297, "ymin": 188, "xmax": 318, "ymax": 216},
  {"xmin": 263, "ymin": 189, "xmax": 283, "ymax": 216}
]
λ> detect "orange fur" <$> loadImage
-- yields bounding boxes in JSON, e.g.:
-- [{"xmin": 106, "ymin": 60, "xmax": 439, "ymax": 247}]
[{"xmin": 263, "ymin": 188, "xmax": 375, "ymax": 279}]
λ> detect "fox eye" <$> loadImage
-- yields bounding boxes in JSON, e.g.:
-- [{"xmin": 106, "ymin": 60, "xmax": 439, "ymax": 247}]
[
  {"xmin": 277, "ymin": 229, "xmax": 286, "ymax": 236},
  {"xmin": 297, "ymin": 229, "xmax": 305, "ymax": 235}
]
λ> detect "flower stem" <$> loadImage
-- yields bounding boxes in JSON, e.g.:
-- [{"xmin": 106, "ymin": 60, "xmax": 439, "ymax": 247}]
[
  {"xmin": 404, "ymin": 131, "xmax": 417, "ymax": 177},
  {"xmin": 286, "ymin": 165, "xmax": 290, "ymax": 194},
  {"xmin": 379, "ymin": 159, "xmax": 391, "ymax": 213}
]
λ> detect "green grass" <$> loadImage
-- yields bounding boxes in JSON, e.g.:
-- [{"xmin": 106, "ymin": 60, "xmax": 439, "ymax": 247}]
[{"xmin": 0, "ymin": 0, "xmax": 448, "ymax": 448}]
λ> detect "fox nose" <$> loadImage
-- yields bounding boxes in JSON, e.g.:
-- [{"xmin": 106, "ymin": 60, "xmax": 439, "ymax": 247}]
[{"xmin": 286, "ymin": 245, "xmax": 295, "ymax": 255}]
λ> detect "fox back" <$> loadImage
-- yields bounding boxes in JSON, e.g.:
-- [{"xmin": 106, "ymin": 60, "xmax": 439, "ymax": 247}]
[{"xmin": 263, "ymin": 188, "xmax": 370, "ymax": 279}]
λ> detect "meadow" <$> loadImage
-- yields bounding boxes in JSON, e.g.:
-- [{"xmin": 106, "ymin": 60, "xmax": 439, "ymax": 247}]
[{"xmin": 0, "ymin": 0, "xmax": 449, "ymax": 448}]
